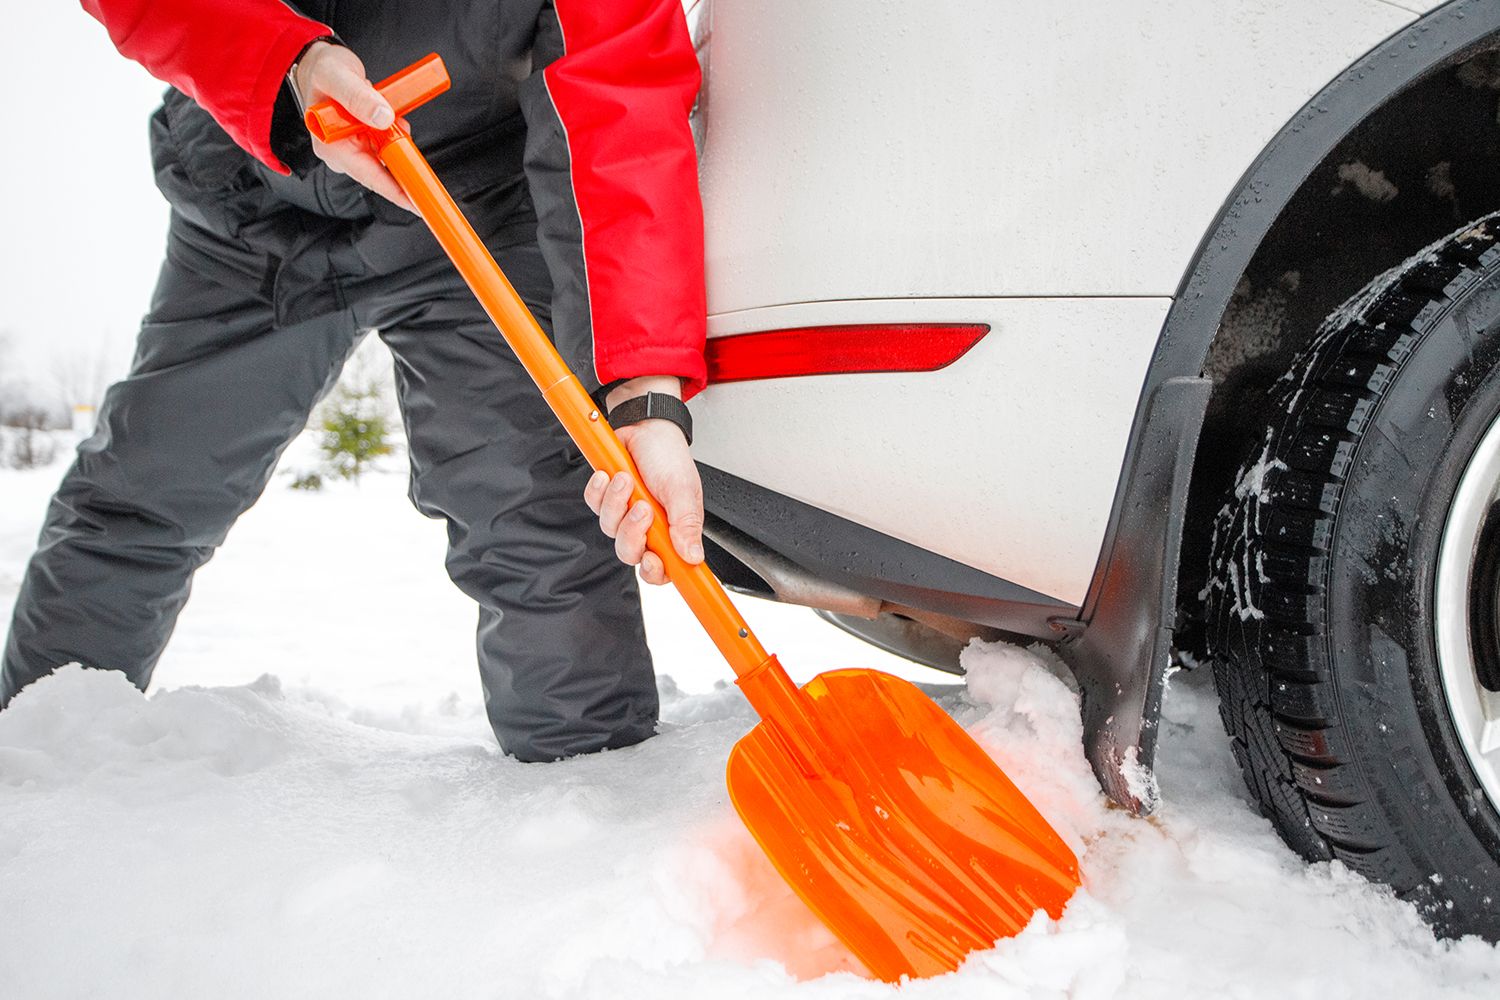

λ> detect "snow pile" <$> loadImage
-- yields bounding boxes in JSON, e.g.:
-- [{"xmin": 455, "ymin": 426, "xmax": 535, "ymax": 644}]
[
  {"xmin": 3, "ymin": 646, "xmax": 1499, "ymax": 998},
  {"xmin": 2, "ymin": 452, "xmax": 1499, "ymax": 997}
]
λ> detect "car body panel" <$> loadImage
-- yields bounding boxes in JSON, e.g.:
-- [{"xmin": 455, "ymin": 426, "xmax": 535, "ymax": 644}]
[
  {"xmin": 692, "ymin": 0, "xmax": 1422, "ymax": 607},
  {"xmin": 697, "ymin": 0, "xmax": 1416, "ymax": 311},
  {"xmin": 691, "ymin": 297, "xmax": 1170, "ymax": 606}
]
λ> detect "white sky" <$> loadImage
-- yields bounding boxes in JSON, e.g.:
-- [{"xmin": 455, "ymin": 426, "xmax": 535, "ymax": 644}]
[{"xmin": 0, "ymin": 6, "xmax": 170, "ymax": 379}]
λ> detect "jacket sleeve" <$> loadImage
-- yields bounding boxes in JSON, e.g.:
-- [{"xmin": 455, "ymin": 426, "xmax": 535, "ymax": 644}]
[
  {"xmin": 80, "ymin": 0, "xmax": 331, "ymax": 174},
  {"xmin": 519, "ymin": 0, "xmax": 708, "ymax": 401}
]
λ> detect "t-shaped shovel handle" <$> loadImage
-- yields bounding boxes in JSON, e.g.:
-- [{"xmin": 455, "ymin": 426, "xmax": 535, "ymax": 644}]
[
  {"xmin": 305, "ymin": 54, "xmax": 821, "ymax": 765},
  {"xmin": 303, "ymin": 53, "xmax": 451, "ymax": 144}
]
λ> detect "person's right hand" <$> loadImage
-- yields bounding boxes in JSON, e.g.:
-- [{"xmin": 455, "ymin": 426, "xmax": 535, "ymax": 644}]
[{"xmin": 290, "ymin": 41, "xmax": 416, "ymax": 212}]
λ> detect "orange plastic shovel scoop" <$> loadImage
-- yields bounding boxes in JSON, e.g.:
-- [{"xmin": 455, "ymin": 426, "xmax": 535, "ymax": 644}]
[{"xmin": 308, "ymin": 54, "xmax": 1081, "ymax": 981}]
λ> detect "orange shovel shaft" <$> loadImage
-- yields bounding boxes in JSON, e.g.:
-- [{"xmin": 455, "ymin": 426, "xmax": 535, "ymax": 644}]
[
  {"xmin": 306, "ymin": 54, "xmax": 825, "ymax": 769},
  {"xmin": 377, "ymin": 133, "xmax": 776, "ymax": 676}
]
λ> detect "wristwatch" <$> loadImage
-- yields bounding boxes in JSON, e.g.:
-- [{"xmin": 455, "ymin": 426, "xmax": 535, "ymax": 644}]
[
  {"xmin": 286, "ymin": 36, "xmax": 340, "ymax": 117},
  {"xmin": 606, "ymin": 392, "xmax": 694, "ymax": 445}
]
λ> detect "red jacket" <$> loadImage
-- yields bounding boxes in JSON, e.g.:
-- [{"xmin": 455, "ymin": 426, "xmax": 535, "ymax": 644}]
[{"xmin": 82, "ymin": 0, "xmax": 708, "ymax": 398}]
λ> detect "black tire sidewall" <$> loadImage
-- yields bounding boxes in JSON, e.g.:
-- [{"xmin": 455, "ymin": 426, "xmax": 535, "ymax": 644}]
[{"xmin": 1329, "ymin": 271, "xmax": 1500, "ymax": 922}]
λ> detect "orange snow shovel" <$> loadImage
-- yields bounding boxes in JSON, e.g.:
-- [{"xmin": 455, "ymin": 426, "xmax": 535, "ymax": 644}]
[{"xmin": 308, "ymin": 54, "xmax": 1080, "ymax": 981}]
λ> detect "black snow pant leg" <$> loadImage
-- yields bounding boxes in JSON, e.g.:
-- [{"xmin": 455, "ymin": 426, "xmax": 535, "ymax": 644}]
[
  {"xmin": 369, "ymin": 246, "xmax": 657, "ymax": 762},
  {"xmin": 0, "ymin": 227, "xmax": 362, "ymax": 706}
]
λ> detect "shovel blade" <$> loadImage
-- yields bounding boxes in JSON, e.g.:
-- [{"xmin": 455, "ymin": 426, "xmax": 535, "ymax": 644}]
[{"xmin": 726, "ymin": 668, "xmax": 1079, "ymax": 982}]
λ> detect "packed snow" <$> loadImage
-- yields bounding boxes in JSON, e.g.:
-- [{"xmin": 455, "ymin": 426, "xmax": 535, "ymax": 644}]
[{"xmin": 3, "ymin": 436, "xmax": 1500, "ymax": 999}]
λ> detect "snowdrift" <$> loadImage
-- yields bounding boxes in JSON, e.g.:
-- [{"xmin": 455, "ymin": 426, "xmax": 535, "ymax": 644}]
[{"xmin": 4, "ymin": 644, "xmax": 1498, "ymax": 999}]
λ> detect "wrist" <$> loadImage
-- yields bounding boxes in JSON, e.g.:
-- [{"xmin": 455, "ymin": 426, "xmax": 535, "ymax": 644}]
[
  {"xmin": 288, "ymin": 38, "xmax": 338, "ymax": 114},
  {"xmin": 605, "ymin": 375, "xmax": 682, "ymax": 412},
  {"xmin": 607, "ymin": 390, "xmax": 693, "ymax": 445}
]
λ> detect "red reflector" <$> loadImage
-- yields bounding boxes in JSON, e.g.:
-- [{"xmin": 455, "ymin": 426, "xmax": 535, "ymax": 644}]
[{"xmin": 704, "ymin": 323, "xmax": 989, "ymax": 385}]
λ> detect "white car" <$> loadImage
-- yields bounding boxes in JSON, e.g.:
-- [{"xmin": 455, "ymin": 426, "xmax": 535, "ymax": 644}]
[{"xmin": 684, "ymin": 0, "xmax": 1500, "ymax": 940}]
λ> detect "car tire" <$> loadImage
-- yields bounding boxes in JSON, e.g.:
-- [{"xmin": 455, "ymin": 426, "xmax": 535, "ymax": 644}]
[{"xmin": 1203, "ymin": 213, "xmax": 1500, "ymax": 937}]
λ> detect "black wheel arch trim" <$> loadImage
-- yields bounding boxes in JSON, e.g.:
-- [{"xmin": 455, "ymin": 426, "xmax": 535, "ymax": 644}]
[
  {"xmin": 1059, "ymin": 375, "xmax": 1212, "ymax": 815},
  {"xmin": 1073, "ymin": 0, "xmax": 1500, "ymax": 808},
  {"xmin": 1135, "ymin": 0, "xmax": 1500, "ymax": 454}
]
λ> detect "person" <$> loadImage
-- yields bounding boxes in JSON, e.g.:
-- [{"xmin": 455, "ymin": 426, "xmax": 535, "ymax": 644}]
[{"xmin": 0, "ymin": 0, "xmax": 709, "ymax": 762}]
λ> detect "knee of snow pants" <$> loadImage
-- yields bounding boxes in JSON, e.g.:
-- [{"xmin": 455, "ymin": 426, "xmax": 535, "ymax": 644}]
[
  {"xmin": 1, "ymin": 229, "xmax": 362, "ymax": 705},
  {"xmin": 367, "ymin": 246, "xmax": 659, "ymax": 762},
  {"xmin": 5, "ymin": 216, "xmax": 657, "ymax": 763}
]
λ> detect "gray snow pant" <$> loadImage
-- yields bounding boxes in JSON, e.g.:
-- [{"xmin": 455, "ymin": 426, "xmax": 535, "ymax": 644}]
[{"xmin": 0, "ymin": 216, "xmax": 658, "ymax": 762}]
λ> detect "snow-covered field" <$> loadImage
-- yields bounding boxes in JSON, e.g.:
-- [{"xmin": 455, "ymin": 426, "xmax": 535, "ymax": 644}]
[{"xmin": 3, "ymin": 435, "xmax": 1500, "ymax": 999}]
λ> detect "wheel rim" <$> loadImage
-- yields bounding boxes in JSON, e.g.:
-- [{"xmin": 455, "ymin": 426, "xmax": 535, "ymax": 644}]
[{"xmin": 1436, "ymin": 410, "xmax": 1500, "ymax": 813}]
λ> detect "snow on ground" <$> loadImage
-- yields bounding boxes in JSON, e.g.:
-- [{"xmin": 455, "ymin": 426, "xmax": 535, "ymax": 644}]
[{"xmin": 3, "ymin": 438, "xmax": 1500, "ymax": 998}]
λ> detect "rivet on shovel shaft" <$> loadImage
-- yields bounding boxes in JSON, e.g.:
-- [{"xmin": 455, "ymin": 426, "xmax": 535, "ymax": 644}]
[{"xmin": 306, "ymin": 52, "xmax": 1082, "ymax": 983}]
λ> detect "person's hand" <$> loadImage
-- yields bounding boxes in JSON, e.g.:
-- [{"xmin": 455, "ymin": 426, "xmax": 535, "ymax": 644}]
[
  {"xmin": 290, "ymin": 41, "xmax": 416, "ymax": 212},
  {"xmin": 584, "ymin": 377, "xmax": 704, "ymax": 586}
]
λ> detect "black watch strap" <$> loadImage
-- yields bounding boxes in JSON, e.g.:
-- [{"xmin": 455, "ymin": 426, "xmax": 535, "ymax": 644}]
[
  {"xmin": 606, "ymin": 392, "xmax": 693, "ymax": 445},
  {"xmin": 286, "ymin": 35, "xmax": 341, "ymax": 116}
]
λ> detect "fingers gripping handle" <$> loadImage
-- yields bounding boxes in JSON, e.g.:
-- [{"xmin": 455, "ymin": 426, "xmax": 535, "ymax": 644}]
[
  {"xmin": 543, "ymin": 371, "xmax": 817, "ymax": 753},
  {"xmin": 303, "ymin": 53, "xmax": 451, "ymax": 144}
]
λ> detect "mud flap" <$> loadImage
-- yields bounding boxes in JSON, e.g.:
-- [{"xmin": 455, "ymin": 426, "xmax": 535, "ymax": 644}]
[{"xmin": 1056, "ymin": 376, "xmax": 1212, "ymax": 815}]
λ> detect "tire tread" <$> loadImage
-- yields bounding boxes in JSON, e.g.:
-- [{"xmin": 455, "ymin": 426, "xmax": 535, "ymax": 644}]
[{"xmin": 1204, "ymin": 216, "xmax": 1500, "ymax": 901}]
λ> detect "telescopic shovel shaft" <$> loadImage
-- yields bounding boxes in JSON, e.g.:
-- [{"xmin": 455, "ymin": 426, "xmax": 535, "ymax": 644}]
[
  {"xmin": 375, "ymin": 130, "xmax": 822, "ymax": 763},
  {"xmin": 374, "ymin": 130, "xmax": 762, "ymax": 668}
]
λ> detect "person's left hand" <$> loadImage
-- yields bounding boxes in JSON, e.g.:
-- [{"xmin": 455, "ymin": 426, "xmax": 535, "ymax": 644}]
[
  {"xmin": 290, "ymin": 40, "xmax": 416, "ymax": 212},
  {"xmin": 583, "ymin": 377, "xmax": 704, "ymax": 586}
]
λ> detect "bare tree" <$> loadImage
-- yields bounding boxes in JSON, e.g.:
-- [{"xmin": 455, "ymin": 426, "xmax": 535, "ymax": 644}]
[
  {"xmin": 3, "ymin": 405, "xmax": 58, "ymax": 470},
  {"xmin": 0, "ymin": 332, "xmax": 50, "ymax": 423},
  {"xmin": 0, "ymin": 329, "xmax": 19, "ymax": 413},
  {"xmin": 43, "ymin": 334, "xmax": 129, "ymax": 435},
  {"xmin": 50, "ymin": 334, "xmax": 129, "ymax": 414}
]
